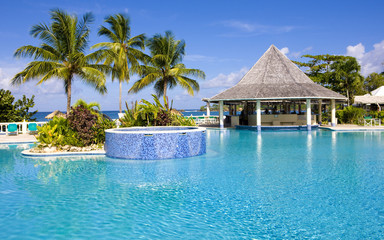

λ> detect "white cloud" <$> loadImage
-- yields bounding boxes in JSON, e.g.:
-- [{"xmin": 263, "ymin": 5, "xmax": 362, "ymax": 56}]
[
  {"xmin": 174, "ymin": 90, "xmax": 191, "ymax": 101},
  {"xmin": 346, "ymin": 41, "xmax": 384, "ymax": 76},
  {"xmin": 218, "ymin": 20, "xmax": 295, "ymax": 35},
  {"xmin": 280, "ymin": 47, "xmax": 289, "ymax": 55},
  {"xmin": 184, "ymin": 54, "xmax": 216, "ymax": 62},
  {"xmin": 276, "ymin": 46, "xmax": 312, "ymax": 58},
  {"xmin": 0, "ymin": 66, "xmax": 65, "ymax": 96},
  {"xmin": 290, "ymin": 46, "xmax": 313, "ymax": 58},
  {"xmin": 346, "ymin": 43, "xmax": 365, "ymax": 59},
  {"xmin": 184, "ymin": 54, "xmax": 242, "ymax": 63},
  {"xmin": 223, "ymin": 20, "xmax": 257, "ymax": 32},
  {"xmin": 202, "ymin": 67, "xmax": 248, "ymax": 89}
]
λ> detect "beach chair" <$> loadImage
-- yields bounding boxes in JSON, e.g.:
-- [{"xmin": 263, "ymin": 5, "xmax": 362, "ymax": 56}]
[
  {"xmin": 28, "ymin": 123, "xmax": 38, "ymax": 135},
  {"xmin": 363, "ymin": 116, "xmax": 373, "ymax": 126},
  {"xmin": 6, "ymin": 124, "xmax": 18, "ymax": 136},
  {"xmin": 373, "ymin": 118, "xmax": 381, "ymax": 126}
]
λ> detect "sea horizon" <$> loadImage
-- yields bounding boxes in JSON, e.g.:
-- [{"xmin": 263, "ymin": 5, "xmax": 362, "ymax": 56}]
[{"xmin": 32, "ymin": 109, "xmax": 222, "ymax": 122}]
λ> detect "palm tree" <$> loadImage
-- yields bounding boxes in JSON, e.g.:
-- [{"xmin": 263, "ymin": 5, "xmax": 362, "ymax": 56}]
[
  {"xmin": 73, "ymin": 98, "xmax": 101, "ymax": 111},
  {"xmin": 11, "ymin": 9, "xmax": 110, "ymax": 114},
  {"xmin": 129, "ymin": 31, "xmax": 205, "ymax": 104},
  {"xmin": 91, "ymin": 14, "xmax": 146, "ymax": 113}
]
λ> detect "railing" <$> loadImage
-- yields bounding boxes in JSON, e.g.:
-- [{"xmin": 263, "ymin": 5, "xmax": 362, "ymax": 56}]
[
  {"xmin": 188, "ymin": 115, "xmax": 219, "ymax": 125},
  {"xmin": 0, "ymin": 121, "xmax": 47, "ymax": 135}
]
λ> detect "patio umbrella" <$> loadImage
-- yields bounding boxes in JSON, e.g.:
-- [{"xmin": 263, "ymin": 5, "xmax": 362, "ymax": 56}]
[{"xmin": 45, "ymin": 110, "xmax": 66, "ymax": 119}]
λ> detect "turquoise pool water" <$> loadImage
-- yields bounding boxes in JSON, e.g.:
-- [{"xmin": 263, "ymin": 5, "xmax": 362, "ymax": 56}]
[{"xmin": 1, "ymin": 130, "xmax": 384, "ymax": 239}]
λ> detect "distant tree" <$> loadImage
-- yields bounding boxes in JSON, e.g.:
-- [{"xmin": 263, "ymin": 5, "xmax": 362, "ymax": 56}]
[
  {"xmin": 200, "ymin": 104, "xmax": 229, "ymax": 112},
  {"xmin": 329, "ymin": 57, "xmax": 365, "ymax": 104},
  {"xmin": 293, "ymin": 54, "xmax": 341, "ymax": 87},
  {"xmin": 11, "ymin": 9, "xmax": 110, "ymax": 114},
  {"xmin": 294, "ymin": 55, "xmax": 364, "ymax": 105},
  {"xmin": 129, "ymin": 31, "xmax": 205, "ymax": 105},
  {"xmin": 0, "ymin": 89, "xmax": 37, "ymax": 122},
  {"xmin": 364, "ymin": 72, "xmax": 384, "ymax": 93},
  {"xmin": 92, "ymin": 14, "xmax": 146, "ymax": 113}
]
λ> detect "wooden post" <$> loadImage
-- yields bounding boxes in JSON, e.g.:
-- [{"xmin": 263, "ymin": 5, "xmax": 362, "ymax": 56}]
[
  {"xmin": 219, "ymin": 100, "xmax": 224, "ymax": 128},
  {"xmin": 306, "ymin": 99, "xmax": 311, "ymax": 131},
  {"xmin": 331, "ymin": 99, "xmax": 336, "ymax": 126},
  {"xmin": 318, "ymin": 99, "xmax": 322, "ymax": 125},
  {"xmin": 257, "ymin": 100, "xmax": 261, "ymax": 131}
]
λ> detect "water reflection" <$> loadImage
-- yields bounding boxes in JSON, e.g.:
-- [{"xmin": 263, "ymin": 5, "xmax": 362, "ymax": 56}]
[
  {"xmin": 331, "ymin": 131, "xmax": 337, "ymax": 166},
  {"xmin": 306, "ymin": 132, "xmax": 313, "ymax": 173},
  {"xmin": 256, "ymin": 132, "xmax": 262, "ymax": 176}
]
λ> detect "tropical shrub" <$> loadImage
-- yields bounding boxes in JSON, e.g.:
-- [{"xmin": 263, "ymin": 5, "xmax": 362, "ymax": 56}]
[
  {"xmin": 335, "ymin": 110, "xmax": 344, "ymax": 124},
  {"xmin": 37, "ymin": 117, "xmax": 79, "ymax": 147},
  {"xmin": 337, "ymin": 106, "xmax": 365, "ymax": 124},
  {"xmin": 120, "ymin": 94, "xmax": 196, "ymax": 127},
  {"xmin": 154, "ymin": 109, "xmax": 172, "ymax": 126},
  {"xmin": 67, "ymin": 105, "xmax": 98, "ymax": 146},
  {"xmin": 171, "ymin": 114, "xmax": 195, "ymax": 126},
  {"xmin": 36, "ymin": 102, "xmax": 116, "ymax": 148},
  {"xmin": 93, "ymin": 116, "xmax": 116, "ymax": 144},
  {"xmin": 321, "ymin": 111, "xmax": 330, "ymax": 125},
  {"xmin": 120, "ymin": 101, "xmax": 146, "ymax": 127}
]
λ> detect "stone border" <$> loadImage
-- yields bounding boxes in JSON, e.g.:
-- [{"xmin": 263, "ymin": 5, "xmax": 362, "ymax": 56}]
[{"xmin": 22, "ymin": 149, "xmax": 106, "ymax": 157}]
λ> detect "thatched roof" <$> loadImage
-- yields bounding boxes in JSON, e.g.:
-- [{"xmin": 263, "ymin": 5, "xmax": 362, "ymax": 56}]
[
  {"xmin": 207, "ymin": 45, "xmax": 347, "ymax": 102},
  {"xmin": 45, "ymin": 110, "xmax": 66, "ymax": 119}
]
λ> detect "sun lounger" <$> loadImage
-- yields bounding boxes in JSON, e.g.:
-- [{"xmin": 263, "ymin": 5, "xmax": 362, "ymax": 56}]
[
  {"xmin": 7, "ymin": 124, "xmax": 18, "ymax": 136},
  {"xmin": 28, "ymin": 123, "xmax": 38, "ymax": 134}
]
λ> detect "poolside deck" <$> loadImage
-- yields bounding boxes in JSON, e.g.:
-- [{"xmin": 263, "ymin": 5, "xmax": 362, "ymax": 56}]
[
  {"xmin": 320, "ymin": 124, "xmax": 384, "ymax": 131},
  {"xmin": 0, "ymin": 134, "xmax": 37, "ymax": 144}
]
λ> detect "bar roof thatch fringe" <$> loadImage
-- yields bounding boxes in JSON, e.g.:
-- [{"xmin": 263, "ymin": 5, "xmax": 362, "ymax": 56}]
[
  {"xmin": 206, "ymin": 45, "xmax": 347, "ymax": 103},
  {"xmin": 45, "ymin": 110, "xmax": 66, "ymax": 119},
  {"xmin": 354, "ymin": 95, "xmax": 384, "ymax": 104}
]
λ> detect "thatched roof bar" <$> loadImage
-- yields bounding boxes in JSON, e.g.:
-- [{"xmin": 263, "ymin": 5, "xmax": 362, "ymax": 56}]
[{"xmin": 207, "ymin": 45, "xmax": 347, "ymax": 102}]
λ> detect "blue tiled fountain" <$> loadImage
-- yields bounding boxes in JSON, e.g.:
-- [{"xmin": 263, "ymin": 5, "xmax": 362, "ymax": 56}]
[{"xmin": 104, "ymin": 126, "xmax": 206, "ymax": 160}]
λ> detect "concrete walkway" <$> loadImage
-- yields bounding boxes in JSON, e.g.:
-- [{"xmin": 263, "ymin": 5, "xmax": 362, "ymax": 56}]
[
  {"xmin": 320, "ymin": 124, "xmax": 384, "ymax": 131},
  {"xmin": 0, "ymin": 134, "xmax": 37, "ymax": 144}
]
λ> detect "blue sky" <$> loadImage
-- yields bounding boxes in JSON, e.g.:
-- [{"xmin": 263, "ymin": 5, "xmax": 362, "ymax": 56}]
[{"xmin": 1, "ymin": 0, "xmax": 384, "ymax": 111}]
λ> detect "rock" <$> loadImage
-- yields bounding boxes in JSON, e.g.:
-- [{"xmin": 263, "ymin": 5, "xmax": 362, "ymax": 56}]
[
  {"xmin": 62, "ymin": 145, "xmax": 71, "ymax": 151},
  {"xmin": 44, "ymin": 147, "xmax": 57, "ymax": 153},
  {"xmin": 70, "ymin": 147, "xmax": 81, "ymax": 152}
]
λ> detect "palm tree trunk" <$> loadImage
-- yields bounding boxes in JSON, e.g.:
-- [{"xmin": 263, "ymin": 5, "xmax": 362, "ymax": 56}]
[
  {"xmin": 66, "ymin": 78, "xmax": 72, "ymax": 115},
  {"xmin": 346, "ymin": 89, "xmax": 350, "ymax": 106},
  {"xmin": 119, "ymin": 81, "xmax": 122, "ymax": 113},
  {"xmin": 163, "ymin": 80, "xmax": 167, "ymax": 108}
]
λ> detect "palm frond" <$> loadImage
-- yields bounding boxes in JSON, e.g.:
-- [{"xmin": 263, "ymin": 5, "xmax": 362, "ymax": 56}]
[{"xmin": 14, "ymin": 45, "xmax": 59, "ymax": 61}]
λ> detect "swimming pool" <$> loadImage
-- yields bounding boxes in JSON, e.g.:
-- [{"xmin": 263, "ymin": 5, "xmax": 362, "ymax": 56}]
[{"xmin": 1, "ymin": 129, "xmax": 383, "ymax": 239}]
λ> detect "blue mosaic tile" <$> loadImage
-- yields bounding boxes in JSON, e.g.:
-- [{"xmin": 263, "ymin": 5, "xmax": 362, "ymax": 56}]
[{"xmin": 105, "ymin": 127, "xmax": 206, "ymax": 160}]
